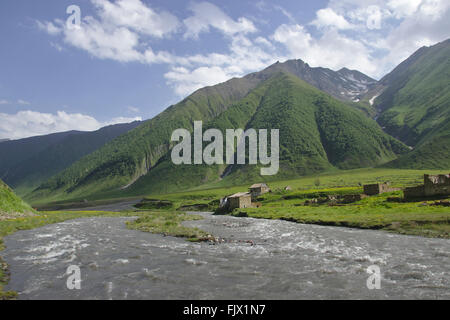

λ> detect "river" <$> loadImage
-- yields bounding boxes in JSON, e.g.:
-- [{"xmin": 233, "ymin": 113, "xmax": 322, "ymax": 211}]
[{"xmin": 2, "ymin": 212, "xmax": 449, "ymax": 299}]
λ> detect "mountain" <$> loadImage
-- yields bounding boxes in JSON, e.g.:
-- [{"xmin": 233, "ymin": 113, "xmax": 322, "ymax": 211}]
[
  {"xmin": 28, "ymin": 71, "xmax": 407, "ymax": 202},
  {"xmin": 0, "ymin": 179, "xmax": 34, "ymax": 220},
  {"xmin": 0, "ymin": 121, "xmax": 141, "ymax": 195},
  {"xmin": 367, "ymin": 39, "xmax": 450, "ymax": 169},
  {"xmin": 262, "ymin": 60, "xmax": 377, "ymax": 102},
  {"xmin": 121, "ymin": 73, "xmax": 407, "ymax": 196}
]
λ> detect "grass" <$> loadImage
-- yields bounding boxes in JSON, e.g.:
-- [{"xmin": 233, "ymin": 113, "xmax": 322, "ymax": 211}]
[
  {"xmin": 133, "ymin": 168, "xmax": 450, "ymax": 239},
  {"xmin": 0, "ymin": 209, "xmax": 208, "ymax": 300},
  {"xmin": 136, "ymin": 168, "xmax": 448, "ymax": 207},
  {"xmin": 0, "ymin": 180, "xmax": 35, "ymax": 220},
  {"xmin": 231, "ymin": 190, "xmax": 450, "ymax": 239},
  {"xmin": 126, "ymin": 211, "xmax": 209, "ymax": 242}
]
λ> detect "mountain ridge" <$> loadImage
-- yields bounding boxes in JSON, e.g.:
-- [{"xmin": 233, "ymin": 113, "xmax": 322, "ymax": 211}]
[
  {"xmin": 27, "ymin": 71, "xmax": 408, "ymax": 202},
  {"xmin": 0, "ymin": 121, "xmax": 142, "ymax": 195}
]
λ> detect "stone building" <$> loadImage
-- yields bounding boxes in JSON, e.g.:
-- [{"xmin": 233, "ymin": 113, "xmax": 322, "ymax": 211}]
[
  {"xmin": 404, "ymin": 174, "xmax": 450, "ymax": 199},
  {"xmin": 363, "ymin": 183, "xmax": 399, "ymax": 195},
  {"xmin": 424, "ymin": 174, "xmax": 450, "ymax": 196},
  {"xmin": 249, "ymin": 183, "xmax": 270, "ymax": 198},
  {"xmin": 228, "ymin": 192, "xmax": 252, "ymax": 210}
]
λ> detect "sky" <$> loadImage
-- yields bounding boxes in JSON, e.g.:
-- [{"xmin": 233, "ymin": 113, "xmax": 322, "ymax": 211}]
[{"xmin": 0, "ymin": 0, "xmax": 449, "ymax": 140}]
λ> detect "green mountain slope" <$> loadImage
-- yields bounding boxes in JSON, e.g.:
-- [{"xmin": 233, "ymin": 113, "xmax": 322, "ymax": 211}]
[
  {"xmin": 27, "ymin": 61, "xmax": 382, "ymax": 203},
  {"xmin": 0, "ymin": 121, "xmax": 141, "ymax": 195},
  {"xmin": 218, "ymin": 73, "xmax": 407, "ymax": 186},
  {"xmin": 67, "ymin": 73, "xmax": 407, "ymax": 198},
  {"xmin": 26, "ymin": 75, "xmax": 266, "ymax": 203},
  {"xmin": 384, "ymin": 121, "xmax": 450, "ymax": 169},
  {"xmin": 375, "ymin": 39, "xmax": 450, "ymax": 145},
  {"xmin": 0, "ymin": 179, "xmax": 34, "ymax": 220},
  {"xmin": 371, "ymin": 39, "xmax": 450, "ymax": 169}
]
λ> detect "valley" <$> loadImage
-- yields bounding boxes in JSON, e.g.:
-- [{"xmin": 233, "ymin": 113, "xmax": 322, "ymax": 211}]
[{"xmin": 0, "ymin": 37, "xmax": 449, "ymax": 301}]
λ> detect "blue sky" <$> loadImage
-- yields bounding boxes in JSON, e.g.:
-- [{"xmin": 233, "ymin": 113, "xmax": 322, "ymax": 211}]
[{"xmin": 0, "ymin": 0, "xmax": 449, "ymax": 139}]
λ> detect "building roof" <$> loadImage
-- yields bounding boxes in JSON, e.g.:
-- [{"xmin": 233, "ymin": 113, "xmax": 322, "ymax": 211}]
[
  {"xmin": 249, "ymin": 183, "xmax": 268, "ymax": 188},
  {"xmin": 228, "ymin": 192, "xmax": 251, "ymax": 198}
]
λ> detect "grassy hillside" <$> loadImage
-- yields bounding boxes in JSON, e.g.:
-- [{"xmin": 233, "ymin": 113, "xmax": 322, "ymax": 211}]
[
  {"xmin": 0, "ymin": 180, "xmax": 34, "ymax": 220},
  {"xmin": 26, "ymin": 75, "xmax": 266, "ymax": 204},
  {"xmin": 27, "ymin": 59, "xmax": 382, "ymax": 202},
  {"xmin": 372, "ymin": 39, "xmax": 450, "ymax": 169},
  {"xmin": 0, "ymin": 122, "xmax": 141, "ymax": 196},
  {"xmin": 376, "ymin": 39, "xmax": 450, "ymax": 145},
  {"xmin": 29, "ymin": 73, "xmax": 408, "ymax": 203},
  {"xmin": 119, "ymin": 73, "xmax": 406, "ymax": 197},
  {"xmin": 384, "ymin": 121, "xmax": 450, "ymax": 169}
]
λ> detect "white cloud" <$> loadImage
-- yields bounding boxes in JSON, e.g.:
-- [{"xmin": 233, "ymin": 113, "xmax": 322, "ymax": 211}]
[
  {"xmin": 17, "ymin": 99, "xmax": 31, "ymax": 105},
  {"xmin": 304, "ymin": 0, "xmax": 450, "ymax": 77},
  {"xmin": 127, "ymin": 106, "xmax": 140, "ymax": 113},
  {"xmin": 92, "ymin": 0, "xmax": 179, "ymax": 37},
  {"xmin": 374, "ymin": 0, "xmax": 450, "ymax": 73},
  {"xmin": 164, "ymin": 35, "xmax": 278, "ymax": 96},
  {"xmin": 0, "ymin": 100, "xmax": 9, "ymax": 105},
  {"xmin": 39, "ymin": 0, "xmax": 177, "ymax": 64},
  {"xmin": 387, "ymin": 0, "xmax": 422, "ymax": 18},
  {"xmin": 0, "ymin": 110, "xmax": 141, "ymax": 140},
  {"xmin": 165, "ymin": 66, "xmax": 236, "ymax": 96},
  {"xmin": 183, "ymin": 2, "xmax": 257, "ymax": 39},
  {"xmin": 63, "ymin": 16, "xmax": 145, "ymax": 63},
  {"xmin": 255, "ymin": 36, "xmax": 275, "ymax": 49},
  {"xmin": 273, "ymin": 24, "xmax": 377, "ymax": 76},
  {"xmin": 37, "ymin": 0, "xmax": 450, "ymax": 93},
  {"xmin": 312, "ymin": 8, "xmax": 354, "ymax": 30},
  {"xmin": 50, "ymin": 42, "xmax": 64, "ymax": 52},
  {"xmin": 37, "ymin": 20, "xmax": 62, "ymax": 35}
]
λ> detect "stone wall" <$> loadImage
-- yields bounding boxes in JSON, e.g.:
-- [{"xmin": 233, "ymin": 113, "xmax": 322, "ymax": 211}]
[
  {"xmin": 404, "ymin": 185, "xmax": 425, "ymax": 199},
  {"xmin": 342, "ymin": 194, "xmax": 363, "ymax": 204},
  {"xmin": 240, "ymin": 195, "xmax": 252, "ymax": 208},
  {"xmin": 229, "ymin": 195, "xmax": 252, "ymax": 209},
  {"xmin": 250, "ymin": 186, "xmax": 270, "ymax": 197},
  {"xmin": 364, "ymin": 184, "xmax": 382, "ymax": 195},
  {"xmin": 364, "ymin": 183, "xmax": 399, "ymax": 195},
  {"xmin": 424, "ymin": 174, "xmax": 450, "ymax": 197}
]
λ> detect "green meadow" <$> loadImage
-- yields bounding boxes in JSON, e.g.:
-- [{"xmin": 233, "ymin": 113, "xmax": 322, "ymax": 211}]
[{"xmin": 137, "ymin": 168, "xmax": 450, "ymax": 238}]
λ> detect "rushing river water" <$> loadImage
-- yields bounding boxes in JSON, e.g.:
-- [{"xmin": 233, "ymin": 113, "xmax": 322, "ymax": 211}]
[{"xmin": 2, "ymin": 212, "xmax": 449, "ymax": 299}]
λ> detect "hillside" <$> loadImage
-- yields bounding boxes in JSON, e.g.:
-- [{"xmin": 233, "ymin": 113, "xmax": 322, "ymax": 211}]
[
  {"xmin": 29, "ymin": 72, "xmax": 408, "ymax": 201},
  {"xmin": 0, "ymin": 121, "xmax": 141, "ymax": 195},
  {"xmin": 369, "ymin": 39, "xmax": 450, "ymax": 169},
  {"xmin": 384, "ymin": 121, "xmax": 450, "ymax": 169},
  {"xmin": 0, "ymin": 179, "xmax": 35, "ymax": 220},
  {"xmin": 25, "ymin": 59, "xmax": 380, "ymax": 203}
]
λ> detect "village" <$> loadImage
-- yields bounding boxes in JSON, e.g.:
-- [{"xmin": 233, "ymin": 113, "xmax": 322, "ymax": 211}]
[{"xmin": 217, "ymin": 174, "xmax": 450, "ymax": 213}]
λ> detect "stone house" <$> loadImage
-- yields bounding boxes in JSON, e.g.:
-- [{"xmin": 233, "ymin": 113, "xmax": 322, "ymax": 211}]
[
  {"xmin": 424, "ymin": 174, "xmax": 450, "ymax": 196},
  {"xmin": 228, "ymin": 192, "xmax": 252, "ymax": 210},
  {"xmin": 363, "ymin": 183, "xmax": 399, "ymax": 195},
  {"xmin": 249, "ymin": 183, "xmax": 270, "ymax": 198}
]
